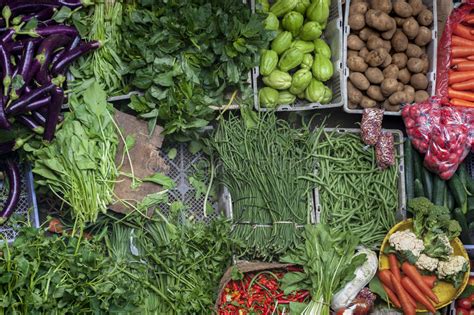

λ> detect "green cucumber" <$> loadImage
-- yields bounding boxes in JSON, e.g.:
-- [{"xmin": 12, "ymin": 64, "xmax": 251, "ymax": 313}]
[
  {"xmin": 469, "ymin": 222, "xmax": 474, "ymax": 245},
  {"xmin": 443, "ymin": 185, "xmax": 448, "ymax": 208},
  {"xmin": 469, "ymin": 196, "xmax": 474, "ymax": 212},
  {"xmin": 457, "ymin": 162, "xmax": 469, "ymax": 186},
  {"xmin": 453, "ymin": 208, "xmax": 472, "ymax": 244},
  {"xmin": 413, "ymin": 150, "xmax": 423, "ymax": 182},
  {"xmin": 466, "ymin": 209, "xmax": 474, "ymax": 224},
  {"xmin": 404, "ymin": 139, "xmax": 415, "ymax": 200},
  {"xmin": 432, "ymin": 176, "xmax": 446, "ymax": 206},
  {"xmin": 447, "ymin": 188, "xmax": 455, "ymax": 211},
  {"xmin": 448, "ymin": 173, "xmax": 468, "ymax": 214},
  {"xmin": 421, "ymin": 167, "xmax": 433, "ymax": 202},
  {"xmin": 467, "ymin": 178, "xmax": 474, "ymax": 195},
  {"xmin": 414, "ymin": 179, "xmax": 424, "ymax": 198}
]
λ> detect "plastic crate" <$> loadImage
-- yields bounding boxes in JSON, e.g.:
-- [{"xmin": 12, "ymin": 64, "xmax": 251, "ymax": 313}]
[
  {"xmin": 0, "ymin": 162, "xmax": 40, "ymax": 242},
  {"xmin": 314, "ymin": 128, "xmax": 407, "ymax": 223},
  {"xmin": 342, "ymin": 0, "xmax": 438, "ymax": 116},
  {"xmin": 251, "ymin": 0, "xmax": 344, "ymax": 112}
]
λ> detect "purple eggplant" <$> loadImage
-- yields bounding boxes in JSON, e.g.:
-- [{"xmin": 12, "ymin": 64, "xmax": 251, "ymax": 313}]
[
  {"xmin": 0, "ymin": 96, "xmax": 10, "ymax": 129},
  {"xmin": 6, "ymin": 38, "xmax": 40, "ymax": 54},
  {"xmin": 23, "ymin": 7, "xmax": 56, "ymax": 23},
  {"xmin": 33, "ymin": 25, "xmax": 78, "ymax": 38},
  {"xmin": 52, "ymin": 40, "xmax": 100, "ymax": 75},
  {"xmin": 6, "ymin": 82, "xmax": 54, "ymax": 115},
  {"xmin": 25, "ymin": 95, "xmax": 51, "ymax": 112},
  {"xmin": 0, "ymin": 140, "xmax": 14, "ymax": 155},
  {"xmin": 43, "ymin": 86, "xmax": 63, "ymax": 141},
  {"xmin": 0, "ymin": 159, "xmax": 20, "ymax": 225},
  {"xmin": 7, "ymin": 0, "xmax": 89, "ymax": 9},
  {"xmin": 31, "ymin": 110, "xmax": 46, "ymax": 126},
  {"xmin": 1, "ymin": 28, "xmax": 14, "ymax": 43},
  {"xmin": 9, "ymin": 40, "xmax": 35, "ymax": 99},
  {"xmin": 0, "ymin": 44, "xmax": 11, "ymax": 95},
  {"xmin": 17, "ymin": 114, "xmax": 44, "ymax": 134},
  {"xmin": 9, "ymin": 3, "xmax": 57, "ymax": 15},
  {"xmin": 51, "ymin": 35, "xmax": 80, "ymax": 65}
]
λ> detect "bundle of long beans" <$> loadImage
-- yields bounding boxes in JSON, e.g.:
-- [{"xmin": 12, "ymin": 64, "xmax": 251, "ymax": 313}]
[
  {"xmin": 304, "ymin": 131, "xmax": 399, "ymax": 248},
  {"xmin": 210, "ymin": 113, "xmax": 322, "ymax": 260}
]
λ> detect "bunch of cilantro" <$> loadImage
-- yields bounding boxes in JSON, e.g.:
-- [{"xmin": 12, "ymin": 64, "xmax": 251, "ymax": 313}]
[{"xmin": 120, "ymin": 0, "xmax": 273, "ymax": 139}]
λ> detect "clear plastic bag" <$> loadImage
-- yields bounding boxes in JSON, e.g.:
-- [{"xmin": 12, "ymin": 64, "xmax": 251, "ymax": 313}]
[{"xmin": 361, "ymin": 108, "xmax": 384, "ymax": 146}]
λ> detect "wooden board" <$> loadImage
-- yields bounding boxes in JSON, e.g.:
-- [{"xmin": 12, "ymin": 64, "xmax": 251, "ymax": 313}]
[{"xmin": 110, "ymin": 111, "xmax": 169, "ymax": 214}]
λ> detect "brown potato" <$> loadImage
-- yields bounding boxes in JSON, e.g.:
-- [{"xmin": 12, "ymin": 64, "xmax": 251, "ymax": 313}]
[
  {"xmin": 404, "ymin": 85, "xmax": 416, "ymax": 103},
  {"xmin": 349, "ymin": 13, "xmax": 366, "ymax": 31},
  {"xmin": 383, "ymin": 64, "xmax": 399, "ymax": 79},
  {"xmin": 348, "ymin": 50, "xmax": 360, "ymax": 58},
  {"xmin": 348, "ymin": 81, "xmax": 363, "ymax": 105},
  {"xmin": 420, "ymin": 54, "xmax": 429, "ymax": 73},
  {"xmin": 410, "ymin": 73, "xmax": 428, "ymax": 90},
  {"xmin": 365, "ymin": 67, "xmax": 384, "ymax": 84},
  {"xmin": 389, "ymin": 91, "xmax": 408, "ymax": 105},
  {"xmin": 407, "ymin": 58, "xmax": 424, "ymax": 73},
  {"xmin": 382, "ymin": 40, "xmax": 392, "ymax": 51},
  {"xmin": 382, "ymin": 54, "xmax": 392, "ymax": 68},
  {"xmin": 398, "ymin": 68, "xmax": 411, "ymax": 84},
  {"xmin": 397, "ymin": 82, "xmax": 404, "ymax": 91},
  {"xmin": 382, "ymin": 24, "xmax": 397, "ymax": 40},
  {"xmin": 392, "ymin": 53, "xmax": 408, "ymax": 68},
  {"xmin": 370, "ymin": 0, "xmax": 392, "ymax": 13},
  {"xmin": 365, "ymin": 47, "xmax": 389, "ymax": 67},
  {"xmin": 384, "ymin": 100, "xmax": 401, "ymax": 111},
  {"xmin": 360, "ymin": 96, "xmax": 378, "ymax": 108},
  {"xmin": 350, "ymin": 2, "xmax": 369, "ymax": 15},
  {"xmin": 367, "ymin": 36, "xmax": 385, "ymax": 50},
  {"xmin": 415, "ymin": 26, "xmax": 432, "ymax": 46},
  {"xmin": 366, "ymin": 9, "xmax": 394, "ymax": 31},
  {"xmin": 394, "ymin": 17, "xmax": 406, "ymax": 27},
  {"xmin": 392, "ymin": 30, "xmax": 409, "ymax": 52},
  {"xmin": 359, "ymin": 47, "xmax": 370, "ymax": 59},
  {"xmin": 406, "ymin": 44, "xmax": 423, "ymax": 58},
  {"xmin": 402, "ymin": 17, "xmax": 420, "ymax": 40},
  {"xmin": 348, "ymin": 35, "xmax": 366, "ymax": 50},
  {"xmin": 367, "ymin": 85, "xmax": 385, "ymax": 101},
  {"xmin": 393, "ymin": 0, "xmax": 413, "ymax": 18},
  {"xmin": 350, "ymin": 72, "xmax": 370, "ymax": 91},
  {"xmin": 415, "ymin": 90, "xmax": 429, "ymax": 102},
  {"xmin": 381, "ymin": 78, "xmax": 399, "ymax": 96},
  {"xmin": 417, "ymin": 9, "xmax": 433, "ymax": 26},
  {"xmin": 409, "ymin": 0, "xmax": 424, "ymax": 16},
  {"xmin": 348, "ymin": 56, "xmax": 369, "ymax": 72},
  {"xmin": 359, "ymin": 28, "xmax": 379, "ymax": 41}
]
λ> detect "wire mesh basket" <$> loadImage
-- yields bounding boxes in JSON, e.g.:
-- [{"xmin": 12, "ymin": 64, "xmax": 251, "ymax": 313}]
[{"xmin": 0, "ymin": 162, "xmax": 40, "ymax": 242}]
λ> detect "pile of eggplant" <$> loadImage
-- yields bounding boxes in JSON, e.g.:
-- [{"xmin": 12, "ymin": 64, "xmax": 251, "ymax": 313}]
[{"xmin": 0, "ymin": 0, "xmax": 98, "ymax": 224}]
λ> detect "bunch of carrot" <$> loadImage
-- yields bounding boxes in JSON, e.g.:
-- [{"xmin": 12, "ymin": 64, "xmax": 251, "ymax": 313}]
[
  {"xmin": 448, "ymin": 14, "xmax": 474, "ymax": 107},
  {"xmin": 378, "ymin": 254, "xmax": 438, "ymax": 315}
]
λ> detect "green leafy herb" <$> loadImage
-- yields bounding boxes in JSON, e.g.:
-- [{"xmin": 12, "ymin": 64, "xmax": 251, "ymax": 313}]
[{"xmin": 142, "ymin": 173, "xmax": 175, "ymax": 189}]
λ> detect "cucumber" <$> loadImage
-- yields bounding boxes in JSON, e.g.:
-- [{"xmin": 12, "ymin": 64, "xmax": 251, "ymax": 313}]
[
  {"xmin": 447, "ymin": 188, "xmax": 455, "ymax": 211},
  {"xmin": 448, "ymin": 173, "xmax": 468, "ymax": 214},
  {"xmin": 443, "ymin": 185, "xmax": 448, "ymax": 208},
  {"xmin": 453, "ymin": 208, "xmax": 472, "ymax": 244},
  {"xmin": 421, "ymin": 167, "xmax": 433, "ymax": 201},
  {"xmin": 467, "ymin": 178, "xmax": 474, "ymax": 195},
  {"xmin": 404, "ymin": 139, "xmax": 415, "ymax": 200},
  {"xmin": 469, "ymin": 196, "xmax": 474, "ymax": 212},
  {"xmin": 466, "ymin": 209, "xmax": 474, "ymax": 224},
  {"xmin": 432, "ymin": 176, "xmax": 446, "ymax": 206},
  {"xmin": 413, "ymin": 150, "xmax": 423, "ymax": 182},
  {"xmin": 457, "ymin": 162, "xmax": 469, "ymax": 186},
  {"xmin": 469, "ymin": 222, "xmax": 474, "ymax": 245},
  {"xmin": 414, "ymin": 179, "xmax": 424, "ymax": 198}
]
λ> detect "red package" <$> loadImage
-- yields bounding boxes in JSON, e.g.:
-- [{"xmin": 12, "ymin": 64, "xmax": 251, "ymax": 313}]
[
  {"xmin": 424, "ymin": 107, "xmax": 470, "ymax": 180},
  {"xmin": 461, "ymin": 107, "xmax": 474, "ymax": 151},
  {"xmin": 375, "ymin": 132, "xmax": 395, "ymax": 170},
  {"xmin": 401, "ymin": 98, "xmax": 441, "ymax": 154},
  {"xmin": 361, "ymin": 108, "xmax": 384, "ymax": 146},
  {"xmin": 436, "ymin": 2, "xmax": 474, "ymax": 105}
]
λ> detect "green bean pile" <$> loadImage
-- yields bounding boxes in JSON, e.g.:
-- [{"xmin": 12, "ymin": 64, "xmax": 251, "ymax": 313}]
[
  {"xmin": 306, "ymin": 131, "xmax": 399, "ymax": 248},
  {"xmin": 209, "ymin": 113, "xmax": 321, "ymax": 260}
]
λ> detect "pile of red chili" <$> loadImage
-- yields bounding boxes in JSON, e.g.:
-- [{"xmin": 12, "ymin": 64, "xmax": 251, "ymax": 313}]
[{"xmin": 218, "ymin": 268, "xmax": 309, "ymax": 315}]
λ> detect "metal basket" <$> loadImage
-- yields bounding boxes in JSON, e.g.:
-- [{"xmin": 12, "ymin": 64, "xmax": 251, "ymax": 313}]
[
  {"xmin": 251, "ymin": 0, "xmax": 344, "ymax": 112},
  {"xmin": 342, "ymin": 0, "xmax": 438, "ymax": 116},
  {"xmin": 0, "ymin": 162, "xmax": 40, "ymax": 242}
]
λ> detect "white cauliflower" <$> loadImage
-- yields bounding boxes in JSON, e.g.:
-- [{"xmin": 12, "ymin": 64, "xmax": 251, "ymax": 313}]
[
  {"xmin": 389, "ymin": 230, "xmax": 425, "ymax": 261},
  {"xmin": 439, "ymin": 234, "xmax": 454, "ymax": 256},
  {"xmin": 415, "ymin": 254, "xmax": 439, "ymax": 272},
  {"xmin": 437, "ymin": 255, "xmax": 468, "ymax": 288}
]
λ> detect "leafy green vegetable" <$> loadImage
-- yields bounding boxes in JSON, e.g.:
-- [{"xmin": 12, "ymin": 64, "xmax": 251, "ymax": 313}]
[
  {"xmin": 142, "ymin": 173, "xmax": 175, "ymax": 189},
  {"xmin": 280, "ymin": 224, "xmax": 366, "ymax": 315},
  {"xmin": 120, "ymin": 0, "xmax": 273, "ymax": 138}
]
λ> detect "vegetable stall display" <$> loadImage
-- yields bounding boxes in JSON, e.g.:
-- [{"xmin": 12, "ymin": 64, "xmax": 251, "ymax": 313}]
[{"xmin": 257, "ymin": 0, "xmax": 334, "ymax": 108}]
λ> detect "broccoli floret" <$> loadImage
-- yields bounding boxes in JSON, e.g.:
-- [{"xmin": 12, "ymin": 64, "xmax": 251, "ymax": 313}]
[
  {"xmin": 445, "ymin": 220, "xmax": 462, "ymax": 240},
  {"xmin": 408, "ymin": 197, "xmax": 454, "ymax": 239},
  {"xmin": 423, "ymin": 232, "xmax": 453, "ymax": 260},
  {"xmin": 408, "ymin": 197, "xmax": 433, "ymax": 237}
]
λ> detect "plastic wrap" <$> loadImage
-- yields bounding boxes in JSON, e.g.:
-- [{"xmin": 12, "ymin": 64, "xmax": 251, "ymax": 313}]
[
  {"xmin": 401, "ymin": 98, "xmax": 441, "ymax": 154},
  {"xmin": 361, "ymin": 108, "xmax": 384, "ymax": 146},
  {"xmin": 375, "ymin": 132, "xmax": 395, "ymax": 170},
  {"xmin": 424, "ymin": 107, "xmax": 470, "ymax": 180}
]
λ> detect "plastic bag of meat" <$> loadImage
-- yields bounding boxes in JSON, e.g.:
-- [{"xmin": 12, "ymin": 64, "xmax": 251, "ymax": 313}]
[
  {"xmin": 401, "ymin": 98, "xmax": 442, "ymax": 154},
  {"xmin": 424, "ymin": 107, "xmax": 470, "ymax": 180},
  {"xmin": 375, "ymin": 132, "xmax": 395, "ymax": 170},
  {"xmin": 361, "ymin": 108, "xmax": 384, "ymax": 146}
]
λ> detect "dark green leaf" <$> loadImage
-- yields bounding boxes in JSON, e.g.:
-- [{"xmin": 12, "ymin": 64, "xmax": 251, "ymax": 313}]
[{"xmin": 142, "ymin": 173, "xmax": 176, "ymax": 189}]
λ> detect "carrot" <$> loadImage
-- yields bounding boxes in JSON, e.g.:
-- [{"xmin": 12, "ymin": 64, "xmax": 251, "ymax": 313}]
[
  {"xmin": 382, "ymin": 283, "xmax": 402, "ymax": 308},
  {"xmin": 452, "ymin": 58, "xmax": 469, "ymax": 65},
  {"xmin": 401, "ymin": 262, "xmax": 439, "ymax": 304},
  {"xmin": 448, "ymin": 71, "xmax": 474, "ymax": 84},
  {"xmin": 452, "ymin": 46, "xmax": 474, "ymax": 58},
  {"xmin": 388, "ymin": 254, "xmax": 401, "ymax": 283},
  {"xmin": 468, "ymin": 56, "xmax": 474, "ymax": 61},
  {"xmin": 379, "ymin": 270, "xmax": 417, "ymax": 307},
  {"xmin": 421, "ymin": 275, "xmax": 437, "ymax": 289},
  {"xmin": 449, "ymin": 88, "xmax": 474, "ymax": 101},
  {"xmin": 468, "ymin": 19, "xmax": 474, "ymax": 25},
  {"xmin": 463, "ymin": 14, "xmax": 474, "ymax": 22},
  {"xmin": 452, "ymin": 35, "xmax": 474, "ymax": 47},
  {"xmin": 454, "ymin": 61, "xmax": 474, "ymax": 71},
  {"xmin": 453, "ymin": 24, "xmax": 474, "ymax": 41},
  {"xmin": 451, "ymin": 98, "xmax": 474, "ymax": 107},
  {"xmin": 48, "ymin": 218, "xmax": 64, "ymax": 234},
  {"xmin": 402, "ymin": 276, "xmax": 437, "ymax": 313},
  {"xmin": 391, "ymin": 273, "xmax": 416, "ymax": 315},
  {"xmin": 451, "ymin": 79, "xmax": 474, "ymax": 91}
]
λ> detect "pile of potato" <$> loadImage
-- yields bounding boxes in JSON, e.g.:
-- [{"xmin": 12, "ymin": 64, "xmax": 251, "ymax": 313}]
[{"xmin": 346, "ymin": 0, "xmax": 433, "ymax": 112}]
